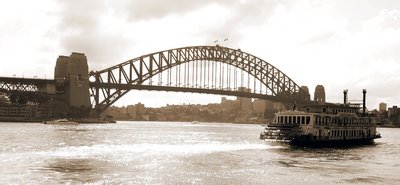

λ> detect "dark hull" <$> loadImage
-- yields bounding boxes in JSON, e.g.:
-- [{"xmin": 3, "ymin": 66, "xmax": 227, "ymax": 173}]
[
  {"xmin": 290, "ymin": 137, "xmax": 376, "ymax": 147},
  {"xmin": 260, "ymin": 132, "xmax": 380, "ymax": 147}
]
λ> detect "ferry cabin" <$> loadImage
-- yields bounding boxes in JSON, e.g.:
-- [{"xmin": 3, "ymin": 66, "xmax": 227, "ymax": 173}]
[{"xmin": 271, "ymin": 111, "xmax": 377, "ymax": 141}]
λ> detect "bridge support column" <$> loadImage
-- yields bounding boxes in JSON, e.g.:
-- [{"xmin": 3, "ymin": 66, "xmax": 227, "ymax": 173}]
[{"xmin": 55, "ymin": 52, "xmax": 90, "ymax": 109}]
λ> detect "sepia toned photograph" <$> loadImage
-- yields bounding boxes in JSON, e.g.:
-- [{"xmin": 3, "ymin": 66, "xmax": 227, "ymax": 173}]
[{"xmin": 0, "ymin": 0, "xmax": 399, "ymax": 184}]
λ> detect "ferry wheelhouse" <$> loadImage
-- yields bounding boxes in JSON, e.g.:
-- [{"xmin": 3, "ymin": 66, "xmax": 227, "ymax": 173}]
[{"xmin": 260, "ymin": 90, "xmax": 381, "ymax": 146}]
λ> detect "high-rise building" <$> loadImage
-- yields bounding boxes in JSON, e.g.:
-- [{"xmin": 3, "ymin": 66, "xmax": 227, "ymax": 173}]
[
  {"xmin": 136, "ymin": 102, "xmax": 146, "ymax": 115},
  {"xmin": 221, "ymin": 97, "xmax": 227, "ymax": 103},
  {"xmin": 379, "ymin": 102, "xmax": 387, "ymax": 112},
  {"xmin": 388, "ymin": 106, "xmax": 400, "ymax": 125}
]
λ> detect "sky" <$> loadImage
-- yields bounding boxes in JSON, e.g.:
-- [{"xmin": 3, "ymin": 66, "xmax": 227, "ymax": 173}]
[{"xmin": 0, "ymin": 0, "xmax": 399, "ymax": 109}]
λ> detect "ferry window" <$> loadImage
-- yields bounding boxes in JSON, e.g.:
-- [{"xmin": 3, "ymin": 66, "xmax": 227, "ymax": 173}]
[
  {"xmin": 306, "ymin": 116, "xmax": 310, "ymax": 124},
  {"xmin": 301, "ymin": 116, "xmax": 305, "ymax": 124},
  {"xmin": 284, "ymin": 116, "xmax": 287, "ymax": 123},
  {"xmin": 289, "ymin": 116, "xmax": 292, "ymax": 123},
  {"xmin": 297, "ymin": 116, "xmax": 300, "ymax": 124}
]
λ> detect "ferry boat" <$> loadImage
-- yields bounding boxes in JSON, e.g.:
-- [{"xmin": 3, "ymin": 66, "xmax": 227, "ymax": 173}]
[{"xmin": 260, "ymin": 90, "xmax": 381, "ymax": 146}]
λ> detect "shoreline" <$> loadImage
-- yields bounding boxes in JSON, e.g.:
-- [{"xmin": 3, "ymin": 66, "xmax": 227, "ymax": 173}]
[{"xmin": 1, "ymin": 119, "xmax": 399, "ymax": 128}]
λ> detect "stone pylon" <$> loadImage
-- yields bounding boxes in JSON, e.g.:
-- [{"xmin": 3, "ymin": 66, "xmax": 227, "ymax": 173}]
[
  {"xmin": 54, "ymin": 52, "xmax": 90, "ymax": 108},
  {"xmin": 314, "ymin": 85, "xmax": 325, "ymax": 103}
]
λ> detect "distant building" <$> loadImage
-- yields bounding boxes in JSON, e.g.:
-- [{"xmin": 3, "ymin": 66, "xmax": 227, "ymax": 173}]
[
  {"xmin": 221, "ymin": 97, "xmax": 227, "ymax": 103},
  {"xmin": 253, "ymin": 99, "xmax": 266, "ymax": 114},
  {"xmin": 379, "ymin": 102, "xmax": 387, "ymax": 113},
  {"xmin": 314, "ymin": 85, "xmax": 326, "ymax": 103},
  {"xmin": 0, "ymin": 104, "xmax": 53, "ymax": 122},
  {"xmin": 237, "ymin": 87, "xmax": 252, "ymax": 111},
  {"xmin": 221, "ymin": 98, "xmax": 240, "ymax": 112},
  {"xmin": 126, "ymin": 105, "xmax": 137, "ymax": 119},
  {"xmin": 388, "ymin": 106, "xmax": 400, "ymax": 125},
  {"xmin": 135, "ymin": 102, "xmax": 146, "ymax": 115}
]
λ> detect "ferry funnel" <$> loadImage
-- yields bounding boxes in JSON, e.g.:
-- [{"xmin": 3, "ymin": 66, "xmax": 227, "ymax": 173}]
[
  {"xmin": 343, "ymin": 89, "xmax": 348, "ymax": 105},
  {"xmin": 363, "ymin": 89, "xmax": 367, "ymax": 116}
]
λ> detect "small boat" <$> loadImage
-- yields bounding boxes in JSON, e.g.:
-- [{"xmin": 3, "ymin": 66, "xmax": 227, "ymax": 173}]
[{"xmin": 43, "ymin": 118, "xmax": 78, "ymax": 125}]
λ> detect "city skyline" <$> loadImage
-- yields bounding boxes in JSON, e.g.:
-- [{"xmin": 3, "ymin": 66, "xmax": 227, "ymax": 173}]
[{"xmin": 1, "ymin": 0, "xmax": 400, "ymax": 109}]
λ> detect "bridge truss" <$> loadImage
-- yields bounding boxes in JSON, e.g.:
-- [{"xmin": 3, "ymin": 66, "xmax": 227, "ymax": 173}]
[
  {"xmin": 89, "ymin": 45, "xmax": 309, "ymax": 113},
  {"xmin": 0, "ymin": 77, "xmax": 53, "ymax": 93}
]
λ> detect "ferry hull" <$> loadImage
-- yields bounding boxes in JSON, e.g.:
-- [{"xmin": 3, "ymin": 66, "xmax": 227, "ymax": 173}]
[{"xmin": 289, "ymin": 137, "xmax": 376, "ymax": 147}]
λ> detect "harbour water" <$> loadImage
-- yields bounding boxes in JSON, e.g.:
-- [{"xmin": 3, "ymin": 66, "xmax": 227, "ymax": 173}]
[{"xmin": 0, "ymin": 121, "xmax": 399, "ymax": 184}]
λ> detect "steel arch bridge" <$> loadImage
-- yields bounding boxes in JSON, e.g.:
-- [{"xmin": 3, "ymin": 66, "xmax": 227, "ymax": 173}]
[{"xmin": 89, "ymin": 45, "xmax": 310, "ymax": 114}]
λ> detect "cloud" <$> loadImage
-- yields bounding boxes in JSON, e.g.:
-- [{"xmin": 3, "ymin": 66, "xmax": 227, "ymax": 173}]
[
  {"xmin": 54, "ymin": 0, "xmax": 133, "ymax": 70},
  {"xmin": 195, "ymin": 0, "xmax": 289, "ymax": 46},
  {"xmin": 53, "ymin": 0, "xmax": 289, "ymax": 70},
  {"xmin": 112, "ymin": 0, "xmax": 229, "ymax": 21}
]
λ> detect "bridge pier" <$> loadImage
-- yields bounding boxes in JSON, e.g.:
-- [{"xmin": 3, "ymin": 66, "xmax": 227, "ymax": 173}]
[{"xmin": 55, "ymin": 52, "xmax": 90, "ymax": 109}]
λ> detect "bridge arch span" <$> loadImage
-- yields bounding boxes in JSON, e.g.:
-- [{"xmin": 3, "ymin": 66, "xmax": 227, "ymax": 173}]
[{"xmin": 89, "ymin": 45, "xmax": 309, "ymax": 113}]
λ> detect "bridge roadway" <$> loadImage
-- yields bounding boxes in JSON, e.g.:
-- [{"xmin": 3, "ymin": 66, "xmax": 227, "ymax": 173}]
[
  {"xmin": 0, "ymin": 76, "xmax": 53, "ymax": 84},
  {"xmin": 0, "ymin": 77, "xmax": 290, "ymax": 101},
  {"xmin": 89, "ymin": 82, "xmax": 288, "ymax": 102},
  {"xmin": 0, "ymin": 77, "xmax": 54, "ymax": 93}
]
